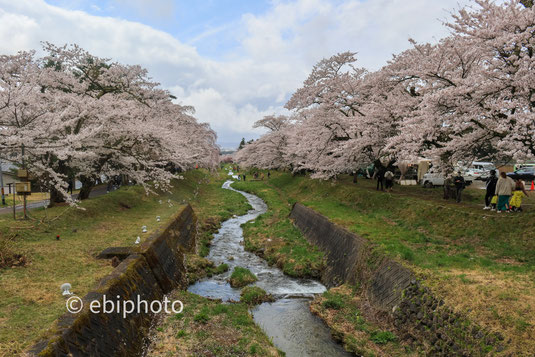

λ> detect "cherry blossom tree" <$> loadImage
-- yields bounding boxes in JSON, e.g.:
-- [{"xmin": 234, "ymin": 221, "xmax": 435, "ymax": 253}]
[
  {"xmin": 0, "ymin": 44, "xmax": 219, "ymax": 206},
  {"xmin": 443, "ymin": 0, "xmax": 535, "ymax": 162},
  {"xmin": 283, "ymin": 52, "xmax": 370, "ymax": 178},
  {"xmin": 235, "ymin": 115, "xmax": 293, "ymax": 170},
  {"xmin": 236, "ymin": 0, "xmax": 535, "ymax": 179},
  {"xmin": 389, "ymin": 0, "xmax": 535, "ymax": 170}
]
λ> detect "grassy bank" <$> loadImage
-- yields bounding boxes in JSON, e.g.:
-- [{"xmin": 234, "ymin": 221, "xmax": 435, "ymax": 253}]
[
  {"xmin": 231, "ymin": 171, "xmax": 535, "ymax": 355},
  {"xmin": 231, "ymin": 180, "xmax": 325, "ymax": 278},
  {"xmin": 0, "ymin": 169, "xmax": 252, "ymax": 356},
  {"xmin": 146, "ymin": 170, "xmax": 282, "ymax": 356},
  {"xmin": 311, "ymin": 285, "xmax": 416, "ymax": 357},
  {"xmin": 146, "ymin": 291, "xmax": 281, "ymax": 356}
]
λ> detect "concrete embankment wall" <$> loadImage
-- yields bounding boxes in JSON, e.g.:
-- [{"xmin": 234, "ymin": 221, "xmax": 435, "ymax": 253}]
[
  {"xmin": 289, "ymin": 203, "xmax": 505, "ymax": 355},
  {"xmin": 30, "ymin": 204, "xmax": 197, "ymax": 357},
  {"xmin": 289, "ymin": 202, "xmax": 413, "ymax": 310}
]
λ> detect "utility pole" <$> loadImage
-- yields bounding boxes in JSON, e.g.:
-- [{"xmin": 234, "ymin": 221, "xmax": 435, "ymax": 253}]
[
  {"xmin": 13, "ymin": 182, "xmax": 16, "ymax": 220},
  {"xmin": 22, "ymin": 144, "xmax": 28, "ymax": 220},
  {"xmin": 0, "ymin": 161, "xmax": 5, "ymax": 205}
]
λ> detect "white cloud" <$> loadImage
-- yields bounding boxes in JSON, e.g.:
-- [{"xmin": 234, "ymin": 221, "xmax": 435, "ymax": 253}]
[
  {"xmin": 0, "ymin": 0, "xmax": 476, "ymax": 146},
  {"xmin": 182, "ymin": 87, "xmax": 285, "ymax": 136},
  {"xmin": 113, "ymin": 0, "xmax": 175, "ymax": 20},
  {"xmin": 239, "ymin": 0, "xmax": 473, "ymax": 71},
  {"xmin": 0, "ymin": 10, "xmax": 40, "ymax": 52}
]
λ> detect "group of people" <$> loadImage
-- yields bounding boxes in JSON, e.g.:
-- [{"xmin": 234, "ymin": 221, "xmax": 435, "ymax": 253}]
[
  {"xmin": 375, "ymin": 167, "xmax": 395, "ymax": 192},
  {"xmin": 376, "ymin": 166, "xmax": 529, "ymax": 212},
  {"xmin": 235, "ymin": 170, "xmax": 270, "ymax": 182},
  {"xmin": 484, "ymin": 170, "xmax": 529, "ymax": 212}
]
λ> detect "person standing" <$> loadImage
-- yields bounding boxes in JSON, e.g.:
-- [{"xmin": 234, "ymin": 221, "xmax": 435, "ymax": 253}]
[
  {"xmin": 106, "ymin": 179, "xmax": 113, "ymax": 193},
  {"xmin": 384, "ymin": 170, "xmax": 394, "ymax": 192},
  {"xmin": 376, "ymin": 167, "xmax": 386, "ymax": 191},
  {"xmin": 453, "ymin": 172, "xmax": 465, "ymax": 203},
  {"xmin": 483, "ymin": 170, "xmax": 498, "ymax": 209},
  {"xmin": 509, "ymin": 179, "xmax": 529, "ymax": 212},
  {"xmin": 495, "ymin": 172, "xmax": 515, "ymax": 212},
  {"xmin": 444, "ymin": 175, "xmax": 453, "ymax": 200}
]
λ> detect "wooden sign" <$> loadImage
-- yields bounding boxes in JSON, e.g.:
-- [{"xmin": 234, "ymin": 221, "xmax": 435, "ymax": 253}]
[
  {"xmin": 17, "ymin": 169, "xmax": 28, "ymax": 178},
  {"xmin": 15, "ymin": 182, "xmax": 31, "ymax": 194}
]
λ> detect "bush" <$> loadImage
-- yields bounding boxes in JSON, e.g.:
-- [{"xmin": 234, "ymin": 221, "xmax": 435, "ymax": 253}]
[{"xmin": 229, "ymin": 267, "xmax": 258, "ymax": 288}]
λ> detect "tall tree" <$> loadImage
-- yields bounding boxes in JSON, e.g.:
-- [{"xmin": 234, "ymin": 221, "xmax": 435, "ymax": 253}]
[{"xmin": 0, "ymin": 45, "xmax": 219, "ymax": 206}]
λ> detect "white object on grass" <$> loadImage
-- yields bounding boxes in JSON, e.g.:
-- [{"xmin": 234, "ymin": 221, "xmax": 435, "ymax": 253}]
[{"xmin": 61, "ymin": 283, "xmax": 73, "ymax": 296}]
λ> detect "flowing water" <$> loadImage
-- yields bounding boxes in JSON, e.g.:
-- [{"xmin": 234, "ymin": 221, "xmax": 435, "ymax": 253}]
[{"xmin": 188, "ymin": 177, "xmax": 352, "ymax": 357}]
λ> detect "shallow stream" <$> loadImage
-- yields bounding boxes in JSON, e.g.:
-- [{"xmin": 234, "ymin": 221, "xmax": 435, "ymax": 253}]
[{"xmin": 188, "ymin": 178, "xmax": 352, "ymax": 357}]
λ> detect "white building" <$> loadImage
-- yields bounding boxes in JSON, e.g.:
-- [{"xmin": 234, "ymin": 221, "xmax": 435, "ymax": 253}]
[{"xmin": 0, "ymin": 161, "xmax": 22, "ymax": 194}]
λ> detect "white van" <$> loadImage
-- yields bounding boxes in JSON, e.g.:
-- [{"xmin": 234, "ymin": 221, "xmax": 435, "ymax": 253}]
[
  {"xmin": 465, "ymin": 162, "xmax": 495, "ymax": 180},
  {"xmin": 421, "ymin": 172, "xmax": 473, "ymax": 188}
]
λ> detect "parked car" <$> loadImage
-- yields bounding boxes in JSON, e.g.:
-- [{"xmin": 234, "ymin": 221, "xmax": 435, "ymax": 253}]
[
  {"xmin": 421, "ymin": 172, "xmax": 473, "ymax": 188},
  {"xmin": 465, "ymin": 162, "xmax": 496, "ymax": 180},
  {"xmin": 507, "ymin": 167, "xmax": 535, "ymax": 181}
]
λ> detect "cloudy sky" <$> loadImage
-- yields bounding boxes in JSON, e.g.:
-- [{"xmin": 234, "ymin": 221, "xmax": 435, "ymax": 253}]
[{"xmin": 0, "ymin": 0, "xmax": 473, "ymax": 148}]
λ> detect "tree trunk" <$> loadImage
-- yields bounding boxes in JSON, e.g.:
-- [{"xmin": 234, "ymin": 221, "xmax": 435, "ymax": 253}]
[
  {"xmin": 48, "ymin": 159, "xmax": 70, "ymax": 207},
  {"xmin": 78, "ymin": 176, "xmax": 95, "ymax": 200},
  {"xmin": 49, "ymin": 187, "xmax": 66, "ymax": 207}
]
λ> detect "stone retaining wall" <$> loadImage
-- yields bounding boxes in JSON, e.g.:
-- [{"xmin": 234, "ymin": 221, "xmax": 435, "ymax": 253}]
[
  {"xmin": 289, "ymin": 202, "xmax": 413, "ymax": 310},
  {"xmin": 289, "ymin": 202, "xmax": 504, "ymax": 355},
  {"xmin": 29, "ymin": 204, "xmax": 197, "ymax": 357}
]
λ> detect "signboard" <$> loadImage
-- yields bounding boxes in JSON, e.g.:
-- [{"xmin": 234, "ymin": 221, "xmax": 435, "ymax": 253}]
[
  {"xmin": 17, "ymin": 169, "xmax": 28, "ymax": 178},
  {"xmin": 15, "ymin": 182, "xmax": 31, "ymax": 194}
]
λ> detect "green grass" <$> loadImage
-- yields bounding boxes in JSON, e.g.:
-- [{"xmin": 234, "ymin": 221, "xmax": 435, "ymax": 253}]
[
  {"xmin": 194, "ymin": 171, "xmax": 252, "ymax": 257},
  {"xmin": 370, "ymin": 331, "xmax": 397, "ymax": 345},
  {"xmin": 240, "ymin": 286, "xmax": 273, "ymax": 305},
  {"xmin": 311, "ymin": 286, "xmax": 410, "ymax": 356},
  {"xmin": 146, "ymin": 291, "xmax": 279, "ymax": 356},
  {"xmin": 0, "ymin": 169, "xmax": 251, "ymax": 355},
  {"xmin": 232, "ymin": 170, "xmax": 535, "ymax": 355},
  {"xmin": 239, "ymin": 171, "xmax": 535, "ymax": 274},
  {"xmin": 215, "ymin": 263, "xmax": 230, "ymax": 274},
  {"xmin": 232, "ymin": 180, "xmax": 325, "ymax": 278},
  {"xmin": 322, "ymin": 292, "xmax": 345, "ymax": 310},
  {"xmin": 1, "ymin": 192, "xmax": 51, "ymax": 208},
  {"xmin": 186, "ymin": 256, "xmax": 231, "ymax": 284},
  {"xmin": 147, "ymin": 167, "xmax": 280, "ymax": 356},
  {"xmin": 193, "ymin": 307, "xmax": 211, "ymax": 324},
  {"xmin": 229, "ymin": 266, "xmax": 258, "ymax": 288}
]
